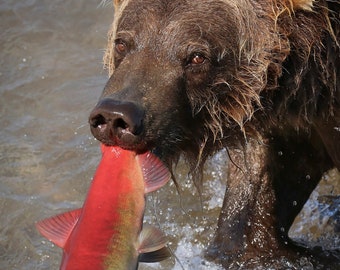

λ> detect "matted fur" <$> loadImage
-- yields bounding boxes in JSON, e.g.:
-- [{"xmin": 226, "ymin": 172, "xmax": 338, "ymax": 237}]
[{"xmin": 91, "ymin": 0, "xmax": 339, "ymax": 266}]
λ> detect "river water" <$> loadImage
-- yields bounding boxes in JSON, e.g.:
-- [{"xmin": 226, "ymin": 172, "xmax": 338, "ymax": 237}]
[{"xmin": 0, "ymin": 1, "xmax": 338, "ymax": 269}]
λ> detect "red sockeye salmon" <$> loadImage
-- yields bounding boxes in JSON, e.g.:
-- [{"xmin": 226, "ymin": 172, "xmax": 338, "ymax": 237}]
[{"xmin": 36, "ymin": 145, "xmax": 171, "ymax": 270}]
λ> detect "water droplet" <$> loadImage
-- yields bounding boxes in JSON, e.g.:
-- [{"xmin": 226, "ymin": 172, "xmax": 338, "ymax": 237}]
[
  {"xmin": 278, "ymin": 151, "xmax": 283, "ymax": 156},
  {"xmin": 305, "ymin": 175, "xmax": 310, "ymax": 180},
  {"xmin": 292, "ymin": 201, "xmax": 297, "ymax": 206}
]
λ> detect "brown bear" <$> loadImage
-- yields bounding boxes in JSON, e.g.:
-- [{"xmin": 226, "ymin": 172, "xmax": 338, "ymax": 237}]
[{"xmin": 89, "ymin": 0, "xmax": 339, "ymax": 268}]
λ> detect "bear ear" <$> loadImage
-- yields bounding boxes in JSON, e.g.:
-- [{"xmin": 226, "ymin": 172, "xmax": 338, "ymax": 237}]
[
  {"xmin": 114, "ymin": 0, "xmax": 123, "ymax": 8},
  {"xmin": 291, "ymin": 0, "xmax": 314, "ymax": 11}
]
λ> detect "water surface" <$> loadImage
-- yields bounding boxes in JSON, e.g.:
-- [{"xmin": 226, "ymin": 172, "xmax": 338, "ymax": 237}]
[{"xmin": 0, "ymin": 1, "xmax": 338, "ymax": 269}]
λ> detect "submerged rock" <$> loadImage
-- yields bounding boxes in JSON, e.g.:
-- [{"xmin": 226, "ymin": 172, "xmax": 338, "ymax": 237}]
[{"xmin": 289, "ymin": 168, "xmax": 340, "ymax": 251}]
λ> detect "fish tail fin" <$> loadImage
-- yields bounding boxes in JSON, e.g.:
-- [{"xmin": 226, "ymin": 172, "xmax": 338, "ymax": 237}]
[{"xmin": 137, "ymin": 225, "xmax": 171, "ymax": 263}]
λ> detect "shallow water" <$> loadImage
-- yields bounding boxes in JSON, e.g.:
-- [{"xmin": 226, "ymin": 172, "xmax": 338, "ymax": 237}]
[
  {"xmin": 1, "ymin": 1, "xmax": 111, "ymax": 269},
  {"xmin": 0, "ymin": 1, "xmax": 338, "ymax": 269}
]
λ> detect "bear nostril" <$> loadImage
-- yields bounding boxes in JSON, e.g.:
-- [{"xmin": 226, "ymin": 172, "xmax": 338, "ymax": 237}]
[
  {"xmin": 89, "ymin": 98, "xmax": 145, "ymax": 146},
  {"xmin": 90, "ymin": 114, "xmax": 107, "ymax": 129},
  {"xmin": 114, "ymin": 118, "xmax": 129, "ymax": 130}
]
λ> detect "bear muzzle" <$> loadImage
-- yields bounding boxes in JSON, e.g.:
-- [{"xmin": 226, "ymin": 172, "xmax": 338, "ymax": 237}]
[{"xmin": 89, "ymin": 98, "xmax": 145, "ymax": 149}]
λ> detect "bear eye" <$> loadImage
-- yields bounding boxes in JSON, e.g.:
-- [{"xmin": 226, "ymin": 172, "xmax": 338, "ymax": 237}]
[
  {"xmin": 115, "ymin": 40, "xmax": 128, "ymax": 55},
  {"xmin": 189, "ymin": 53, "xmax": 206, "ymax": 65}
]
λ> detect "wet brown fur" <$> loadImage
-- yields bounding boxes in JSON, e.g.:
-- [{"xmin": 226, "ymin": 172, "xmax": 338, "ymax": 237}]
[
  {"xmin": 97, "ymin": 0, "xmax": 339, "ymax": 267},
  {"xmin": 104, "ymin": 0, "xmax": 339, "ymax": 179}
]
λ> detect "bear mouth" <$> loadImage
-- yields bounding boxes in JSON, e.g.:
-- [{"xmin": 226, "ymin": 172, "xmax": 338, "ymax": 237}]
[{"xmin": 99, "ymin": 129, "xmax": 148, "ymax": 153}]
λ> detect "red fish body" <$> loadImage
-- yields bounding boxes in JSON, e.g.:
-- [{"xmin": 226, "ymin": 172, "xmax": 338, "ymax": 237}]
[{"xmin": 36, "ymin": 145, "xmax": 170, "ymax": 270}]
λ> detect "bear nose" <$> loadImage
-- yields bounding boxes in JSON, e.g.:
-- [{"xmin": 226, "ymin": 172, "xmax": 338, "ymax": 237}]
[{"xmin": 89, "ymin": 98, "xmax": 144, "ymax": 146}]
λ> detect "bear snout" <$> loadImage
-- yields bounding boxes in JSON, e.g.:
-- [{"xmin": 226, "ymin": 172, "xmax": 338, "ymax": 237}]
[{"xmin": 89, "ymin": 98, "xmax": 145, "ymax": 148}]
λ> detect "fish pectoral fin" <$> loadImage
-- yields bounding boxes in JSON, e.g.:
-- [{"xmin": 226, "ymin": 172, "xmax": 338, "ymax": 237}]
[
  {"xmin": 137, "ymin": 225, "xmax": 171, "ymax": 262},
  {"xmin": 35, "ymin": 208, "xmax": 82, "ymax": 248},
  {"xmin": 137, "ymin": 152, "xmax": 171, "ymax": 193}
]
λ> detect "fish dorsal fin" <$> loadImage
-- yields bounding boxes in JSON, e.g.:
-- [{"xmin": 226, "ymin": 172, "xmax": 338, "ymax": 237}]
[
  {"xmin": 35, "ymin": 208, "xmax": 82, "ymax": 248},
  {"xmin": 137, "ymin": 225, "xmax": 171, "ymax": 263},
  {"xmin": 137, "ymin": 152, "xmax": 171, "ymax": 193}
]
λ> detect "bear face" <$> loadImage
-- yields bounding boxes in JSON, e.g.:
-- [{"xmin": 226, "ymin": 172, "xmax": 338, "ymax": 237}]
[{"xmin": 90, "ymin": 0, "xmax": 281, "ymax": 163}]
